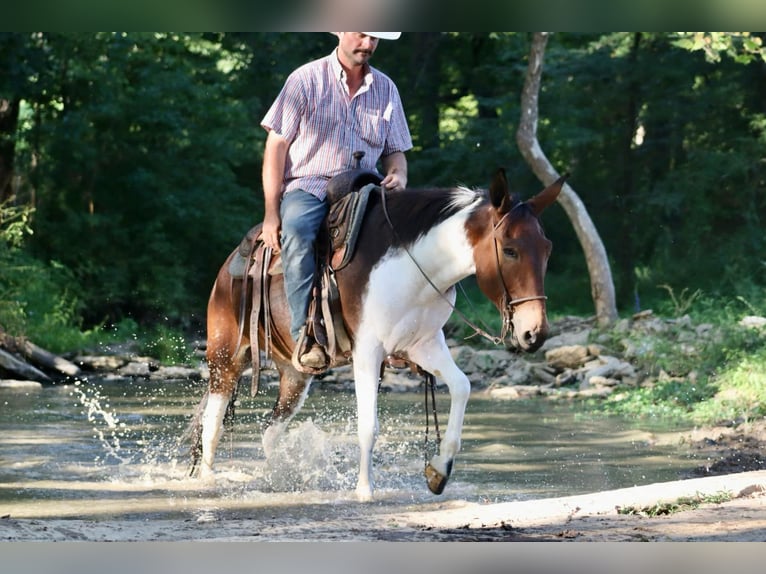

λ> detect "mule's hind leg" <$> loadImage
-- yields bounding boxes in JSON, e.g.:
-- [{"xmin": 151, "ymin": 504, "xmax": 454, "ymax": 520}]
[
  {"xmin": 197, "ymin": 341, "xmax": 248, "ymax": 479},
  {"xmin": 407, "ymin": 334, "xmax": 471, "ymax": 495},
  {"xmin": 199, "ymin": 390, "xmax": 232, "ymax": 479},
  {"xmin": 262, "ymin": 357, "xmax": 313, "ymax": 457}
]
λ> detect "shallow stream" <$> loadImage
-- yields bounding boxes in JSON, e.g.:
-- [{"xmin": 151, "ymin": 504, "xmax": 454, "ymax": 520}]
[{"xmin": 0, "ymin": 376, "xmax": 704, "ymax": 521}]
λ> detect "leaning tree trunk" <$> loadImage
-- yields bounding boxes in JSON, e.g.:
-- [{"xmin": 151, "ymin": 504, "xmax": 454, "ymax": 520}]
[{"xmin": 516, "ymin": 32, "xmax": 618, "ymax": 327}]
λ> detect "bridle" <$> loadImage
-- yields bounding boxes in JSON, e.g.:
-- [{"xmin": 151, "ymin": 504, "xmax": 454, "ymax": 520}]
[
  {"xmin": 491, "ymin": 209, "xmax": 547, "ymax": 342},
  {"xmin": 380, "ymin": 188, "xmax": 546, "ymax": 346}
]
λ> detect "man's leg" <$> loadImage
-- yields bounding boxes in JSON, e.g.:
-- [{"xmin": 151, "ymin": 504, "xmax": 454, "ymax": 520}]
[{"xmin": 279, "ymin": 189, "xmax": 328, "ymax": 342}]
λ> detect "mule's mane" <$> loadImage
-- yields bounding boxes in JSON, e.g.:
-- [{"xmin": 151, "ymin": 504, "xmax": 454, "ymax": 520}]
[{"xmin": 365, "ymin": 186, "xmax": 486, "ymax": 248}]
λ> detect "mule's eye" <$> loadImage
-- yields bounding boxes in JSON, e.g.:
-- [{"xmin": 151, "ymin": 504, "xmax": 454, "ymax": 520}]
[{"xmin": 503, "ymin": 247, "xmax": 519, "ymax": 260}]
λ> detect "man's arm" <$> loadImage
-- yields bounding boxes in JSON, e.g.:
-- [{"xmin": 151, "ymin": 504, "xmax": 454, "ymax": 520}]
[
  {"xmin": 380, "ymin": 151, "xmax": 408, "ymax": 191},
  {"xmin": 261, "ymin": 130, "xmax": 289, "ymax": 251}
]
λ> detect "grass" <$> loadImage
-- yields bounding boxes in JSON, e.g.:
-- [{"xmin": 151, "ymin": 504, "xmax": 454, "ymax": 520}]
[
  {"xmin": 618, "ymin": 491, "xmax": 734, "ymax": 516},
  {"xmin": 587, "ymin": 290, "xmax": 766, "ymax": 426},
  {"xmin": 692, "ymin": 346, "xmax": 766, "ymax": 424}
]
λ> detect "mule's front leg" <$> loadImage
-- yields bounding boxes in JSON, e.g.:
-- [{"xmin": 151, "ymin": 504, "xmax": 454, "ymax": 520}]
[
  {"xmin": 352, "ymin": 352, "xmax": 383, "ymax": 502},
  {"xmin": 409, "ymin": 340, "xmax": 471, "ymax": 495}
]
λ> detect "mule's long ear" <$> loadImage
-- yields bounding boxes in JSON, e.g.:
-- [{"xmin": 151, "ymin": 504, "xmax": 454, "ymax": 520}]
[
  {"xmin": 526, "ymin": 173, "xmax": 568, "ymax": 216},
  {"xmin": 489, "ymin": 168, "xmax": 513, "ymax": 214}
]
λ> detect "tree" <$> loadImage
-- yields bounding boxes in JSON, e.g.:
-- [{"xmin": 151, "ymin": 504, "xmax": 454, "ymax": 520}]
[{"xmin": 516, "ymin": 32, "xmax": 618, "ymax": 326}]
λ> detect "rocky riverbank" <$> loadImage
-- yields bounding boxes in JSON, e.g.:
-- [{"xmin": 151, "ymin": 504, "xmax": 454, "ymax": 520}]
[{"xmin": 4, "ymin": 310, "xmax": 765, "ymax": 479}]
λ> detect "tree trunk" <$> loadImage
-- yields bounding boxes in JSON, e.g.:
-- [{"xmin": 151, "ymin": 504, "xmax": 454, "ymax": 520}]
[
  {"xmin": 0, "ymin": 348, "xmax": 52, "ymax": 382},
  {"xmin": 516, "ymin": 32, "xmax": 618, "ymax": 327},
  {"xmin": 0, "ymin": 97, "xmax": 20, "ymax": 201},
  {"xmin": 0, "ymin": 330, "xmax": 81, "ymax": 381},
  {"xmin": 0, "ymin": 333, "xmax": 81, "ymax": 377}
]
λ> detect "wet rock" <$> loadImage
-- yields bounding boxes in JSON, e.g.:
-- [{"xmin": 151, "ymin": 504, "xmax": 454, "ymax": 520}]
[
  {"xmin": 150, "ymin": 365, "xmax": 203, "ymax": 381},
  {"xmin": 117, "ymin": 361, "xmax": 152, "ymax": 378},
  {"xmin": 73, "ymin": 355, "xmax": 130, "ymax": 371},
  {"xmin": 486, "ymin": 385, "xmax": 521, "ymax": 399},
  {"xmin": 695, "ymin": 323, "xmax": 715, "ymax": 337},
  {"xmin": 0, "ymin": 379, "xmax": 44, "ymax": 390},
  {"xmin": 529, "ymin": 364, "xmax": 557, "ymax": 386},
  {"xmin": 471, "ymin": 349, "xmax": 513, "ymax": 376},
  {"xmin": 574, "ymin": 386, "xmax": 614, "ymax": 398},
  {"xmin": 585, "ymin": 375, "xmax": 619, "ymax": 387},
  {"xmin": 740, "ymin": 316, "xmax": 766, "ymax": 330},
  {"xmin": 379, "ymin": 370, "xmax": 422, "ymax": 393},
  {"xmin": 539, "ymin": 329, "xmax": 590, "ymax": 352},
  {"xmin": 582, "ymin": 355, "xmax": 636, "ymax": 382},
  {"xmin": 545, "ymin": 345, "xmax": 591, "ymax": 369}
]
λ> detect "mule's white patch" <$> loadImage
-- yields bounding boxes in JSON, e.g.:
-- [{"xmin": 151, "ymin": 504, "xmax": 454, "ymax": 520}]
[{"xmin": 357, "ymin": 208, "xmax": 476, "ymax": 354}]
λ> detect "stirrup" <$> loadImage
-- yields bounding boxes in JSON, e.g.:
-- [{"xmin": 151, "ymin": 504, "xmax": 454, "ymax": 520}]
[{"xmin": 291, "ymin": 326, "xmax": 329, "ymax": 375}]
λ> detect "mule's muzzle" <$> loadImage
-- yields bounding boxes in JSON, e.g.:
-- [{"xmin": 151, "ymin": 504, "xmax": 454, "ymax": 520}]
[
  {"xmin": 501, "ymin": 295, "xmax": 549, "ymax": 353},
  {"xmin": 518, "ymin": 324, "xmax": 547, "ymax": 353}
]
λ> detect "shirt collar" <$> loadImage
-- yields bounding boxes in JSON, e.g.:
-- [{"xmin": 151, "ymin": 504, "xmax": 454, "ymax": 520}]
[{"xmin": 330, "ymin": 48, "xmax": 374, "ymax": 95}]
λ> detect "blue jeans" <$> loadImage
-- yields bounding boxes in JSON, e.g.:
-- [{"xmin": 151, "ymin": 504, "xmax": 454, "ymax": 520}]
[{"xmin": 279, "ymin": 189, "xmax": 329, "ymax": 340}]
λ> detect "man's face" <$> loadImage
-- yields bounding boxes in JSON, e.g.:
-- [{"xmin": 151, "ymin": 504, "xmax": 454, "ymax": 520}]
[{"xmin": 338, "ymin": 33, "xmax": 380, "ymax": 67}]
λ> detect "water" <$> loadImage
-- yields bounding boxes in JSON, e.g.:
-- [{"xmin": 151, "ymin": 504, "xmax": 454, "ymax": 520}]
[{"xmin": 0, "ymin": 377, "xmax": 703, "ymax": 520}]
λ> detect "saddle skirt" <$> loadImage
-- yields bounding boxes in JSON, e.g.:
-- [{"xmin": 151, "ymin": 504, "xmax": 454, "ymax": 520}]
[{"xmin": 233, "ymin": 184, "xmax": 380, "ymax": 392}]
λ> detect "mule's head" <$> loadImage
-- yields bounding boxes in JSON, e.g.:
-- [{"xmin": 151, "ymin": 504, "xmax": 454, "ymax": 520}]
[{"xmin": 473, "ymin": 169, "xmax": 565, "ymax": 352}]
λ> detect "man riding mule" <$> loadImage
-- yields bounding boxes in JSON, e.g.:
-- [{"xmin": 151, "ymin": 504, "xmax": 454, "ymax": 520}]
[
  {"xmin": 260, "ymin": 32, "xmax": 411, "ymax": 371},
  {"xmin": 191, "ymin": 152, "xmax": 566, "ymax": 500}
]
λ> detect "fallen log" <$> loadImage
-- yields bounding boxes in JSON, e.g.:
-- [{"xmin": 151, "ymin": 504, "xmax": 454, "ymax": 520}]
[
  {"xmin": 0, "ymin": 332, "xmax": 81, "ymax": 378},
  {"xmin": 0, "ymin": 347, "xmax": 52, "ymax": 382},
  {"xmin": 3, "ymin": 336, "xmax": 81, "ymax": 377}
]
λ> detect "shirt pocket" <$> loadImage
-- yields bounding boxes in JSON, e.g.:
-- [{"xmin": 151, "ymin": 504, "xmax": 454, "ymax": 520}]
[{"xmin": 357, "ymin": 109, "xmax": 387, "ymax": 148}]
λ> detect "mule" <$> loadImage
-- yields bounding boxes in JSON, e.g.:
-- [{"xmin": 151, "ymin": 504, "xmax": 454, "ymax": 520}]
[{"xmin": 189, "ymin": 168, "xmax": 565, "ymax": 501}]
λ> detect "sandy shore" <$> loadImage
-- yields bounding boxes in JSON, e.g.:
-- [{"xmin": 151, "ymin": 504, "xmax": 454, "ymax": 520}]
[{"xmin": 2, "ymin": 469, "xmax": 764, "ymax": 542}]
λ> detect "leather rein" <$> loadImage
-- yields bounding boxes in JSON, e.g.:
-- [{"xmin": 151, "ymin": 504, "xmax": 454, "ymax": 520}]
[{"xmin": 379, "ymin": 187, "xmax": 546, "ymax": 346}]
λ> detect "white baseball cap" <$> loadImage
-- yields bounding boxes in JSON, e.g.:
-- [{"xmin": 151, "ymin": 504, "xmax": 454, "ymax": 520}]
[
  {"xmin": 364, "ymin": 32, "xmax": 401, "ymax": 40},
  {"xmin": 332, "ymin": 32, "xmax": 401, "ymax": 40}
]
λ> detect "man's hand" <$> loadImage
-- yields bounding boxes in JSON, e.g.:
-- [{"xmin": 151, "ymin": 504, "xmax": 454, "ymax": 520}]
[
  {"xmin": 262, "ymin": 211, "xmax": 281, "ymax": 252},
  {"xmin": 380, "ymin": 151, "xmax": 408, "ymax": 192},
  {"xmin": 380, "ymin": 172, "xmax": 407, "ymax": 192}
]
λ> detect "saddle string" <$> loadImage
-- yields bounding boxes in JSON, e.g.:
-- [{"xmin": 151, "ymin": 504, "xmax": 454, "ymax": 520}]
[
  {"xmin": 378, "ymin": 187, "xmax": 546, "ymax": 345},
  {"xmin": 262, "ymin": 246, "xmax": 273, "ymax": 362},
  {"xmin": 423, "ymin": 371, "xmax": 441, "ymax": 466}
]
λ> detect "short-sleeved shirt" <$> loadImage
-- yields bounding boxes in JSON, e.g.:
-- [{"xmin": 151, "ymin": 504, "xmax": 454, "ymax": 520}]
[{"xmin": 261, "ymin": 49, "xmax": 413, "ymax": 201}]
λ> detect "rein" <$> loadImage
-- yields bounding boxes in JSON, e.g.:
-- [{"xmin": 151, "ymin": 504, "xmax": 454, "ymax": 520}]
[
  {"xmin": 423, "ymin": 371, "xmax": 441, "ymax": 467},
  {"xmin": 379, "ymin": 187, "xmax": 546, "ymax": 346}
]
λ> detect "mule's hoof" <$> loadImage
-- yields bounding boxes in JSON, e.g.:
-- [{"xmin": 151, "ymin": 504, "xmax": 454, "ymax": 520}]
[
  {"xmin": 424, "ymin": 463, "xmax": 449, "ymax": 495},
  {"xmin": 355, "ymin": 482, "xmax": 374, "ymax": 502}
]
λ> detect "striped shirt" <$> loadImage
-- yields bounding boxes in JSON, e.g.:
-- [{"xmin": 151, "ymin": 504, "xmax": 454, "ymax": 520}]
[{"xmin": 261, "ymin": 49, "xmax": 413, "ymax": 201}]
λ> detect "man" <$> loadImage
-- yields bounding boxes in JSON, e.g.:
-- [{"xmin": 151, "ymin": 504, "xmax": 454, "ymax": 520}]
[{"xmin": 260, "ymin": 32, "xmax": 413, "ymax": 369}]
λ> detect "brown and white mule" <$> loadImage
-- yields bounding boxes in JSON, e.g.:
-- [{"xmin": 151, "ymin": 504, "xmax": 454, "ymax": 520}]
[{"xmin": 190, "ymin": 169, "xmax": 564, "ymax": 501}]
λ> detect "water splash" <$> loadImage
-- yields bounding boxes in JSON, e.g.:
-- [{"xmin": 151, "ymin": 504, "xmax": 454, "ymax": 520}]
[
  {"xmin": 259, "ymin": 419, "xmax": 357, "ymax": 492},
  {"xmin": 70, "ymin": 380, "xmax": 134, "ymax": 465}
]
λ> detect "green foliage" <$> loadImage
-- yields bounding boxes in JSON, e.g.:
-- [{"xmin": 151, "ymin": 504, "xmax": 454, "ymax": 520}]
[
  {"xmin": 136, "ymin": 323, "xmax": 196, "ymax": 365},
  {"xmin": 618, "ymin": 491, "xmax": 733, "ymax": 516},
  {"xmin": 593, "ymin": 291, "xmax": 766, "ymax": 424},
  {"xmin": 0, "ymin": 249, "xmax": 88, "ymax": 352},
  {"xmin": 693, "ymin": 345, "xmax": 766, "ymax": 424},
  {"xmin": 1, "ymin": 31, "xmax": 766, "ymax": 361},
  {"xmin": 9, "ymin": 33, "xmax": 258, "ymax": 326}
]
